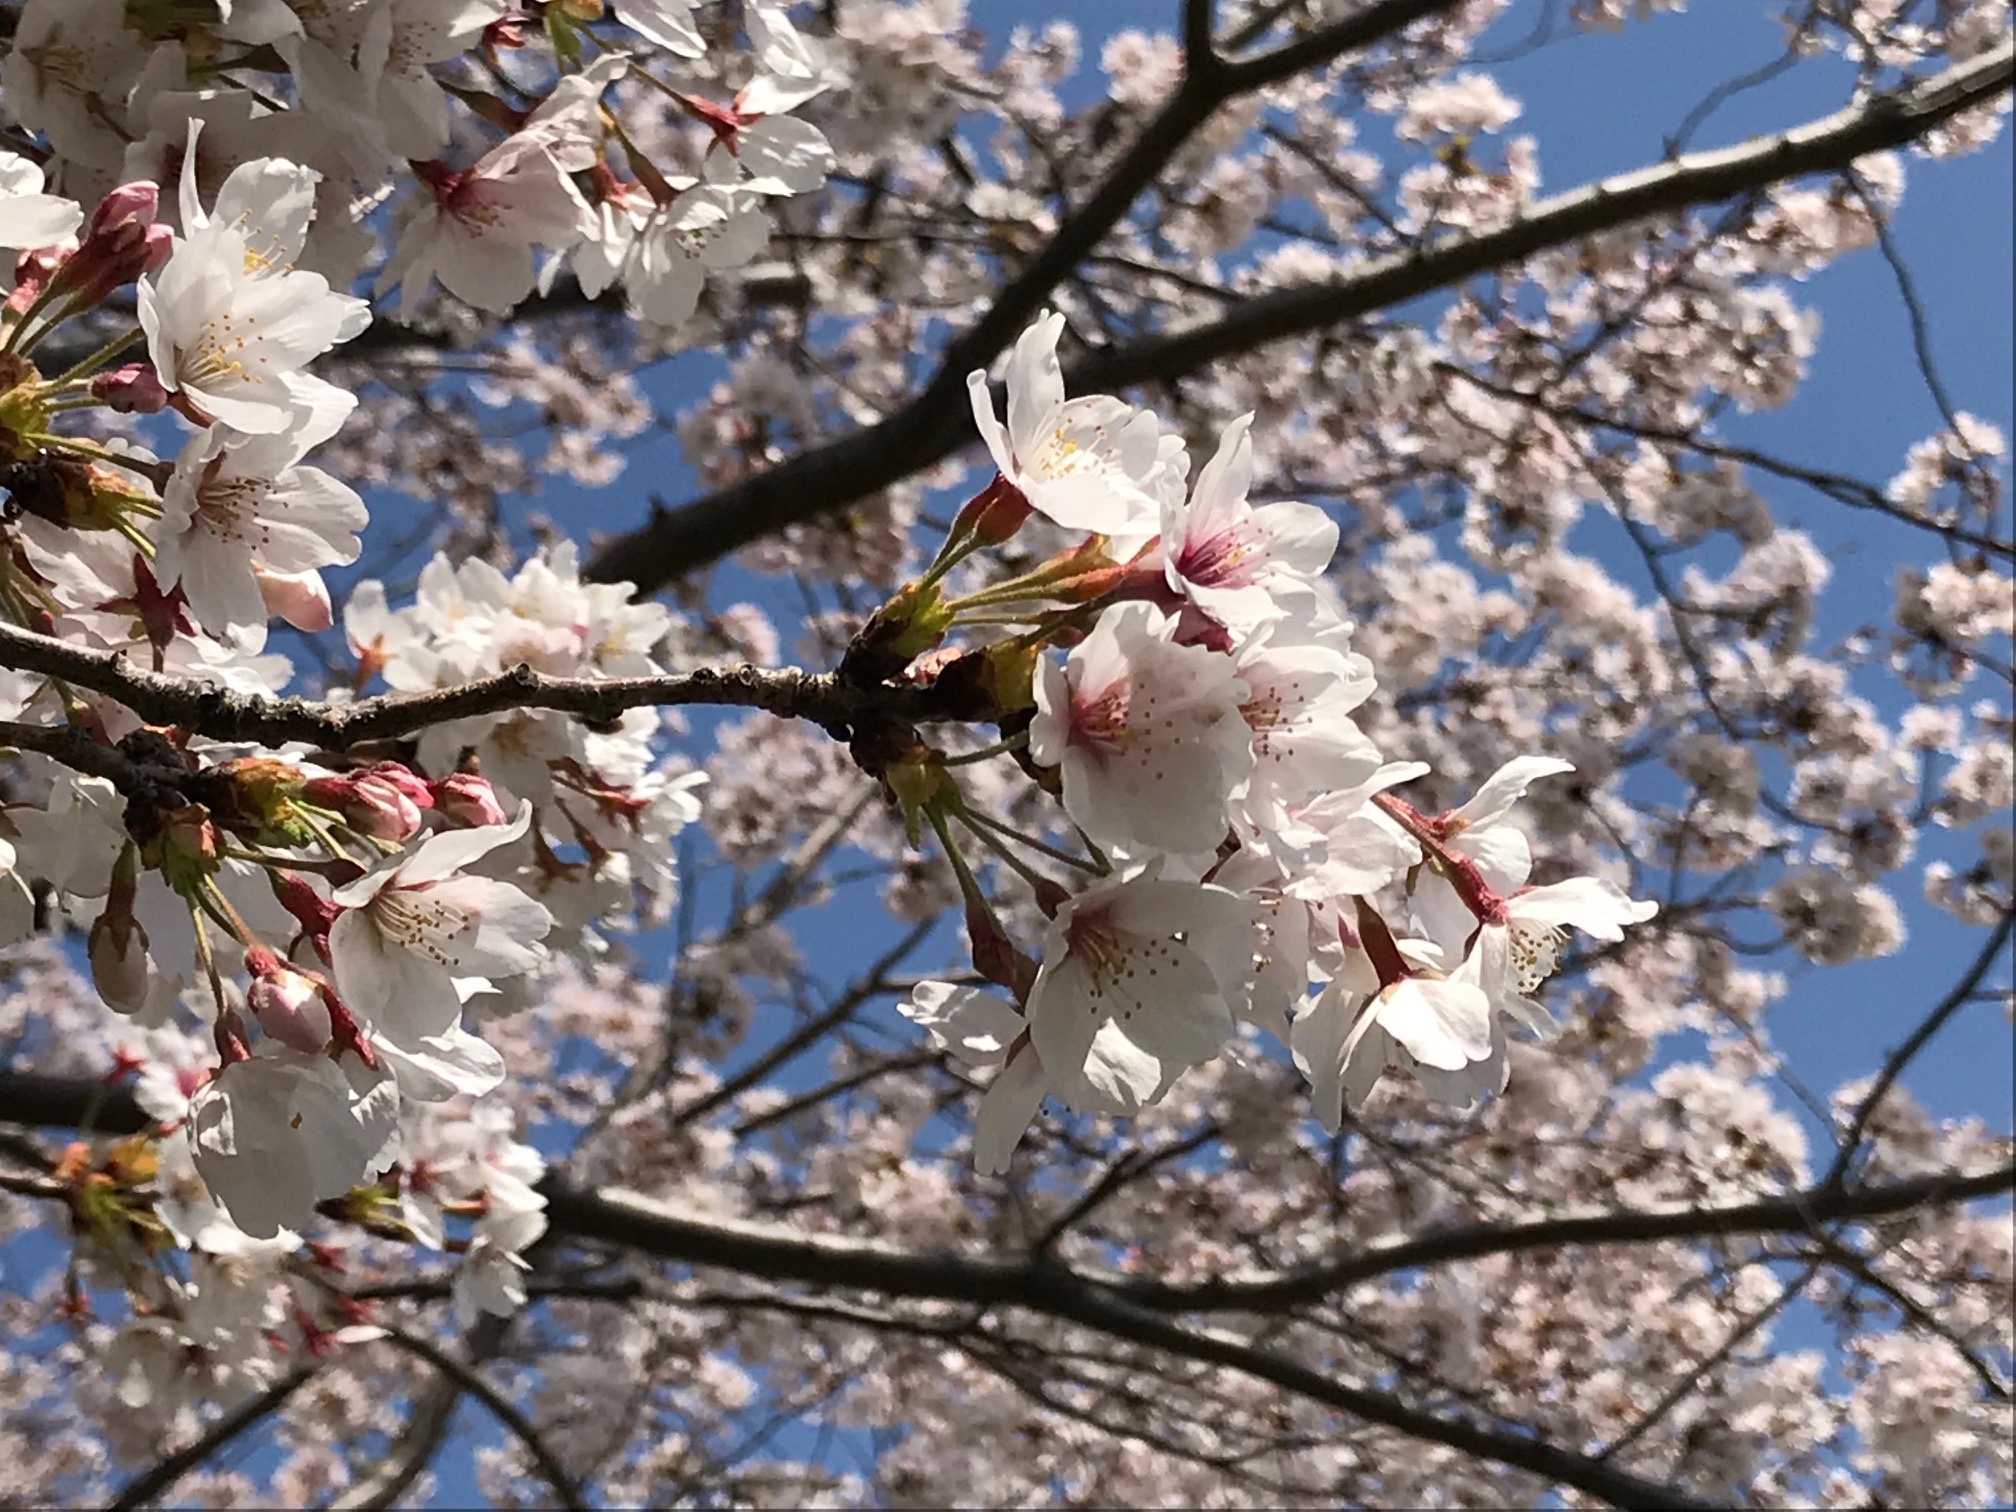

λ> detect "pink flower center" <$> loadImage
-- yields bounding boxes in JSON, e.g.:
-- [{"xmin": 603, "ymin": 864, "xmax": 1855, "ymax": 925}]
[
  {"xmin": 1175, "ymin": 523, "xmax": 1264, "ymax": 588},
  {"xmin": 1067, "ymin": 678, "xmax": 1136, "ymax": 755}
]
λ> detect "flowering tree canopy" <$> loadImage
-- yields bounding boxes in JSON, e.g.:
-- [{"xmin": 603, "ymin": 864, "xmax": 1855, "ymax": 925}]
[{"xmin": 0, "ymin": 0, "xmax": 2010, "ymax": 1505}]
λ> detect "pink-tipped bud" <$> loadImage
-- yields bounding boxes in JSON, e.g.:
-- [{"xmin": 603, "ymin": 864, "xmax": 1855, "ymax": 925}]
[
  {"xmin": 90, "ymin": 363, "xmax": 171, "ymax": 414},
  {"xmin": 55, "ymin": 219, "xmax": 172, "ymax": 308},
  {"xmin": 246, "ymin": 954, "xmax": 333, "ymax": 1055},
  {"xmin": 430, "ymin": 772, "xmax": 507, "ymax": 827},
  {"xmin": 365, "ymin": 762, "xmax": 434, "ymax": 808},
  {"xmin": 953, "ymin": 472, "xmax": 1035, "ymax": 548},
  {"xmin": 255, "ymin": 565, "xmax": 333, "ymax": 631},
  {"xmin": 86, "ymin": 182, "xmax": 159, "ymax": 237},
  {"xmin": 49, "ymin": 185, "xmax": 169, "ymax": 310},
  {"xmin": 303, "ymin": 770, "xmax": 425, "ymax": 841}
]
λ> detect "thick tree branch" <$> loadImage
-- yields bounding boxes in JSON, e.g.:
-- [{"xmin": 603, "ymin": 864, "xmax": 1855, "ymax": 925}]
[
  {"xmin": 1120, "ymin": 1160, "xmax": 2016, "ymax": 1312},
  {"xmin": 6, "ymin": 1066, "xmax": 2009, "ymax": 1310},
  {"xmin": 0, "ymin": 619, "xmax": 967, "ymax": 759},
  {"xmin": 585, "ymin": 41, "xmax": 2014, "ymax": 592}
]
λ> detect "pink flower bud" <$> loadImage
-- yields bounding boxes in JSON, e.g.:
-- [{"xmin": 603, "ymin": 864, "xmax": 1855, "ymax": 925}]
[
  {"xmin": 431, "ymin": 772, "xmax": 508, "ymax": 827},
  {"xmin": 86, "ymin": 182, "xmax": 159, "ymax": 237},
  {"xmin": 255, "ymin": 566, "xmax": 333, "ymax": 631},
  {"xmin": 364, "ymin": 762, "xmax": 434, "ymax": 808},
  {"xmin": 247, "ymin": 961, "xmax": 333, "ymax": 1055},
  {"xmin": 303, "ymin": 771, "xmax": 425, "ymax": 841},
  {"xmin": 953, "ymin": 472, "xmax": 1035, "ymax": 548},
  {"xmin": 89, "ymin": 363, "xmax": 171, "ymax": 414},
  {"xmin": 55, "ymin": 222, "xmax": 172, "ymax": 308}
]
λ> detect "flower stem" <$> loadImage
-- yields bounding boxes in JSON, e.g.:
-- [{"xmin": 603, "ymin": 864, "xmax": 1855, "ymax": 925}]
[
  {"xmin": 952, "ymin": 798, "xmax": 1102, "ymax": 876},
  {"xmin": 47, "ymin": 324, "xmax": 143, "ymax": 388}
]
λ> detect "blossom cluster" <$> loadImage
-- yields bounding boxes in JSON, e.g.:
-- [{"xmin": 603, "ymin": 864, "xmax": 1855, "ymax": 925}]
[
  {"xmin": 2, "ymin": 0, "xmax": 837, "ymax": 325},
  {"xmin": 0, "ymin": 0, "xmax": 800, "ymax": 1351},
  {"xmin": 892, "ymin": 313, "xmax": 1661, "ymax": 1170}
]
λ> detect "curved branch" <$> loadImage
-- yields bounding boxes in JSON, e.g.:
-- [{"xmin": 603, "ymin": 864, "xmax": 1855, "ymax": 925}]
[
  {"xmin": 376, "ymin": 1324, "xmax": 588, "ymax": 1512},
  {"xmin": 108, "ymin": 1365, "xmax": 320, "ymax": 1511},
  {"xmin": 1823, "ymin": 910, "xmax": 2015, "ymax": 1191},
  {"xmin": 585, "ymin": 41, "xmax": 2014, "ymax": 592},
  {"xmin": 4, "ymin": 1066, "xmax": 2009, "ymax": 1312},
  {"xmin": 1121, "ymin": 1160, "xmax": 2016, "ymax": 1312},
  {"xmin": 0, "ymin": 620, "xmax": 968, "ymax": 756}
]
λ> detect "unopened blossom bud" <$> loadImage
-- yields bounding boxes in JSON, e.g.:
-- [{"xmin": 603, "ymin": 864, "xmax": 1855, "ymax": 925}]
[
  {"xmin": 431, "ymin": 772, "xmax": 507, "ymax": 827},
  {"xmin": 90, "ymin": 364, "xmax": 170, "ymax": 414},
  {"xmin": 365, "ymin": 762, "xmax": 434, "ymax": 809},
  {"xmin": 244, "ymin": 947, "xmax": 333, "ymax": 1055},
  {"xmin": 53, "ymin": 185, "xmax": 170, "ymax": 307},
  {"xmin": 953, "ymin": 472, "xmax": 1036, "ymax": 548},
  {"xmin": 87, "ymin": 182, "xmax": 159, "ymax": 236},
  {"xmin": 254, "ymin": 566, "xmax": 333, "ymax": 631},
  {"xmin": 303, "ymin": 769, "xmax": 425, "ymax": 841}
]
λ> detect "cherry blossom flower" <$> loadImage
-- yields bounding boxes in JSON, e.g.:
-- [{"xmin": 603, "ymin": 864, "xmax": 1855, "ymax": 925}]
[
  {"xmin": 1025, "ymin": 868, "xmax": 1257, "ymax": 1112},
  {"xmin": 0, "ymin": 0, "xmax": 149, "ymax": 171},
  {"xmin": 1227, "ymin": 620, "xmax": 1381, "ymax": 844},
  {"xmin": 138, "ymin": 190, "xmax": 370, "ymax": 434},
  {"xmin": 454, "ymin": 1202, "xmax": 549, "ymax": 1325},
  {"xmin": 624, "ymin": 188, "xmax": 773, "ymax": 328},
  {"xmin": 155, "ymin": 422, "xmax": 367, "ymax": 643},
  {"xmin": 328, "ymin": 804, "xmax": 553, "ymax": 1047},
  {"xmin": 613, "ymin": 0, "xmax": 706, "ymax": 58},
  {"xmin": 1159, "ymin": 414, "xmax": 1340, "ymax": 638},
  {"xmin": 1028, "ymin": 601, "xmax": 1253, "ymax": 855},
  {"xmin": 1459, "ymin": 875, "xmax": 1658, "ymax": 1022},
  {"xmin": 1407, "ymin": 754, "xmax": 1576, "ymax": 944},
  {"xmin": 1290, "ymin": 935, "xmax": 1501, "ymax": 1126},
  {"xmin": 187, "ymin": 1047, "xmax": 401, "ymax": 1238},
  {"xmin": 376, "ymin": 55, "xmax": 623, "ymax": 314},
  {"xmin": 968, "ymin": 309, "xmax": 1187, "ymax": 535},
  {"xmin": 379, "ymin": 145, "xmax": 594, "ymax": 315}
]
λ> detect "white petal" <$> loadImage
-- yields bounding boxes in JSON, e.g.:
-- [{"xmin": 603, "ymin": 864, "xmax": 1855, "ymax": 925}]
[
  {"xmin": 973, "ymin": 1048, "xmax": 1048, "ymax": 1175},
  {"xmin": 1451, "ymin": 755, "xmax": 1575, "ymax": 830}
]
